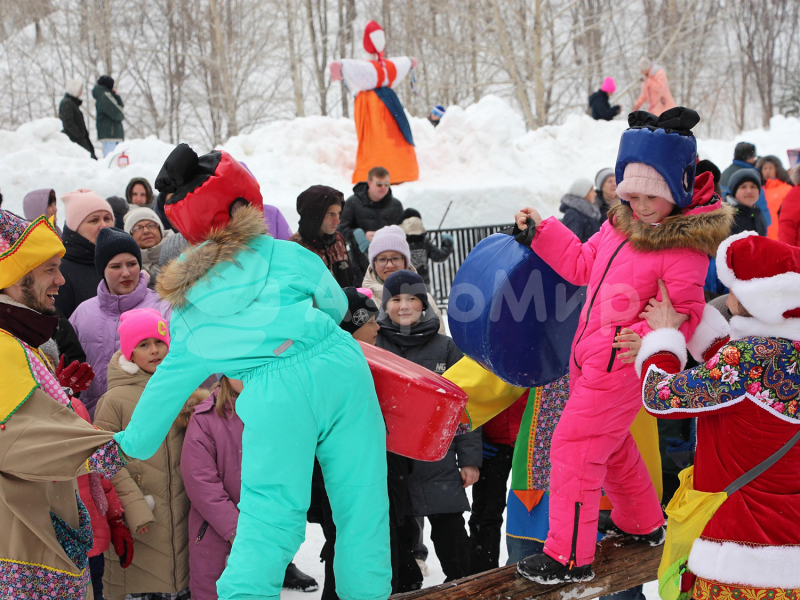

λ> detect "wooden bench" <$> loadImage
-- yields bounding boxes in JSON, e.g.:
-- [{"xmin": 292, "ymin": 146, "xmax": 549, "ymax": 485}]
[{"xmin": 391, "ymin": 534, "xmax": 662, "ymax": 600}]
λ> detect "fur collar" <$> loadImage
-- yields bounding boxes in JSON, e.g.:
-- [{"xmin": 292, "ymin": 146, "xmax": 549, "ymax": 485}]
[
  {"xmin": 608, "ymin": 202, "xmax": 734, "ymax": 255},
  {"xmin": 730, "ymin": 316, "xmax": 800, "ymax": 342},
  {"xmin": 156, "ymin": 206, "xmax": 267, "ymax": 308}
]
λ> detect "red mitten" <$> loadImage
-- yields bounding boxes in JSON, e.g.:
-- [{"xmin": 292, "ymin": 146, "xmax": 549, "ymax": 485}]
[
  {"xmin": 108, "ymin": 516, "xmax": 134, "ymax": 568},
  {"xmin": 56, "ymin": 356, "xmax": 95, "ymax": 394}
]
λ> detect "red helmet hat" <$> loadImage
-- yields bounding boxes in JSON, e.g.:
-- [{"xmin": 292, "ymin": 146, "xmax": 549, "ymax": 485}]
[
  {"xmin": 154, "ymin": 144, "xmax": 262, "ymax": 244},
  {"xmin": 363, "ymin": 20, "xmax": 386, "ymax": 59}
]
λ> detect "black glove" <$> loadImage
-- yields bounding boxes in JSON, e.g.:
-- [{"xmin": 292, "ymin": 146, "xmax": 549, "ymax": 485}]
[{"xmin": 510, "ymin": 218, "xmax": 535, "ymax": 248}]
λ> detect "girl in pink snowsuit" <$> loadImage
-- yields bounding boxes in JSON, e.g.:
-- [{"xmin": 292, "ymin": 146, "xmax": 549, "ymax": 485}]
[{"xmin": 514, "ymin": 108, "xmax": 734, "ymax": 583}]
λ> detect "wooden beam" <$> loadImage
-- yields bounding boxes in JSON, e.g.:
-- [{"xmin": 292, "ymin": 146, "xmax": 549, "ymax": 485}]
[{"xmin": 391, "ymin": 535, "xmax": 662, "ymax": 600}]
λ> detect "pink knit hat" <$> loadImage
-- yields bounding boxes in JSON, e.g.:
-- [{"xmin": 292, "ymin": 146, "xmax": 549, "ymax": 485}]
[
  {"xmin": 615, "ymin": 163, "xmax": 674, "ymax": 204},
  {"xmin": 600, "ymin": 77, "xmax": 616, "ymax": 94},
  {"xmin": 118, "ymin": 308, "xmax": 170, "ymax": 360},
  {"xmin": 62, "ymin": 189, "xmax": 113, "ymax": 231}
]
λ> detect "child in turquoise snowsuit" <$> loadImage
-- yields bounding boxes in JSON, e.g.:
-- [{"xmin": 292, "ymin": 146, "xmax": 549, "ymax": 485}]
[{"xmin": 113, "ymin": 206, "xmax": 391, "ymax": 600}]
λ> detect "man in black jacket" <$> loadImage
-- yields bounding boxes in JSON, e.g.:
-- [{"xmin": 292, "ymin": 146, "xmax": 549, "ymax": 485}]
[
  {"xmin": 339, "ymin": 166, "xmax": 404, "ymax": 284},
  {"xmin": 58, "ymin": 79, "xmax": 96, "ymax": 160}
]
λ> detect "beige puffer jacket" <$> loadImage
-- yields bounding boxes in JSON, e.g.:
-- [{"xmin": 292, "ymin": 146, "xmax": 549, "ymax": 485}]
[
  {"xmin": 361, "ymin": 264, "xmax": 446, "ymax": 334},
  {"xmin": 93, "ymin": 351, "xmax": 207, "ymax": 599}
]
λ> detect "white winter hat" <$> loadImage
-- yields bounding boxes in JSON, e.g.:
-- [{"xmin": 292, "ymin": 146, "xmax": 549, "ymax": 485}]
[
  {"xmin": 124, "ymin": 207, "xmax": 165, "ymax": 238},
  {"xmin": 638, "ymin": 57, "xmax": 652, "ymax": 72},
  {"xmin": 567, "ymin": 178, "xmax": 594, "ymax": 199},
  {"xmin": 65, "ymin": 79, "xmax": 83, "ymax": 98}
]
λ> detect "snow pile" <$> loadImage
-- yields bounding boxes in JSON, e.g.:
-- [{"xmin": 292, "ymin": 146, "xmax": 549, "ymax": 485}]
[{"xmin": 2, "ymin": 97, "xmax": 799, "ymax": 232}]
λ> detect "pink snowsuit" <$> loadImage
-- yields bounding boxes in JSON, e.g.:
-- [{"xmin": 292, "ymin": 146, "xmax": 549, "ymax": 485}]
[
  {"xmin": 632, "ymin": 65, "xmax": 676, "ymax": 116},
  {"xmin": 530, "ymin": 212, "xmax": 708, "ymax": 567}
]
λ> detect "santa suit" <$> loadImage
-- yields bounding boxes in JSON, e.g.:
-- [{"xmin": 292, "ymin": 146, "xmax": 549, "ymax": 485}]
[{"xmin": 637, "ymin": 232, "xmax": 800, "ymax": 597}]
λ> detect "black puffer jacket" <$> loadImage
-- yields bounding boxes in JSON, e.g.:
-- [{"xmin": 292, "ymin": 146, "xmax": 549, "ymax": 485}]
[
  {"xmin": 406, "ymin": 234, "xmax": 453, "ymax": 287},
  {"xmin": 54, "ymin": 226, "xmax": 102, "ymax": 319},
  {"xmin": 377, "ymin": 311, "xmax": 481, "ymax": 516},
  {"xmin": 58, "ymin": 94, "xmax": 96, "ymax": 159},
  {"xmin": 559, "ymin": 194, "xmax": 603, "ymax": 242},
  {"xmin": 339, "ymin": 182, "xmax": 404, "ymax": 272},
  {"xmin": 726, "ymin": 196, "xmax": 767, "ymax": 237},
  {"xmin": 588, "ymin": 90, "xmax": 621, "ymax": 121}
]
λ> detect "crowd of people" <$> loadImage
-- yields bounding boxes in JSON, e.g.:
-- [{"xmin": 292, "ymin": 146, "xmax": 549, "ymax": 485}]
[{"xmin": 1, "ymin": 83, "xmax": 799, "ymax": 600}]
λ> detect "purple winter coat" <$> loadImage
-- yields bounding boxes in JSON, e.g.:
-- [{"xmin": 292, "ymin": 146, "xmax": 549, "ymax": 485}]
[
  {"xmin": 69, "ymin": 271, "xmax": 171, "ymax": 416},
  {"xmin": 263, "ymin": 204, "xmax": 293, "ymax": 241},
  {"xmin": 181, "ymin": 391, "xmax": 243, "ymax": 600}
]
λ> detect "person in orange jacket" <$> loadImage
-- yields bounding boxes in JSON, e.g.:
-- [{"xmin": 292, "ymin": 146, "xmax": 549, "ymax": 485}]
[
  {"xmin": 632, "ymin": 57, "xmax": 676, "ymax": 116},
  {"xmin": 756, "ymin": 155, "xmax": 794, "ymax": 240}
]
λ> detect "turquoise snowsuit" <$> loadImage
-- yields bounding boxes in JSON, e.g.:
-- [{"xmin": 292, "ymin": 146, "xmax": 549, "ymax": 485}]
[{"xmin": 114, "ymin": 213, "xmax": 391, "ymax": 600}]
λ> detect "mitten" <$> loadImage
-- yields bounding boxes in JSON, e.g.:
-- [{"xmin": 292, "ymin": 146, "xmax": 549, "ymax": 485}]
[
  {"xmin": 441, "ymin": 233, "xmax": 454, "ymax": 247},
  {"xmin": 108, "ymin": 516, "xmax": 135, "ymax": 568},
  {"xmin": 353, "ymin": 228, "xmax": 370, "ymax": 253},
  {"xmin": 510, "ymin": 218, "xmax": 535, "ymax": 248},
  {"xmin": 56, "ymin": 356, "xmax": 95, "ymax": 394}
]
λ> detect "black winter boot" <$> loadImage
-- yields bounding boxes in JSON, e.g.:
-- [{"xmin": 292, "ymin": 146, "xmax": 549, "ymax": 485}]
[
  {"xmin": 597, "ymin": 510, "xmax": 666, "ymax": 546},
  {"xmin": 283, "ymin": 563, "xmax": 319, "ymax": 592},
  {"xmin": 517, "ymin": 553, "xmax": 594, "ymax": 585}
]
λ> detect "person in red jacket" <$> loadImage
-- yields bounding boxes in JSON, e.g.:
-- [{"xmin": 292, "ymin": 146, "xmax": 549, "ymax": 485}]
[
  {"xmin": 635, "ymin": 232, "xmax": 800, "ymax": 599},
  {"xmin": 778, "ymin": 167, "xmax": 800, "ymax": 247}
]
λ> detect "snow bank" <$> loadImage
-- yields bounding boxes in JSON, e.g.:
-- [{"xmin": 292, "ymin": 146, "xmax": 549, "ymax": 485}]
[{"xmin": 2, "ymin": 97, "xmax": 799, "ymax": 231}]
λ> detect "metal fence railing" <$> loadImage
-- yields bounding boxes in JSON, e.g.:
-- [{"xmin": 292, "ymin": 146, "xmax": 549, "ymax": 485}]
[{"xmin": 426, "ymin": 224, "xmax": 514, "ymax": 311}]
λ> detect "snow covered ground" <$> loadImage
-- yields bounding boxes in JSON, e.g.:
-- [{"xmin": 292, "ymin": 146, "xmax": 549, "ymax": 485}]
[{"xmin": 2, "ymin": 95, "xmax": 799, "ymax": 233}]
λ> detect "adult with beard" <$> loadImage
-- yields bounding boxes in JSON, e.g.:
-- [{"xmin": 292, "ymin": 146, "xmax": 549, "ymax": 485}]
[
  {"xmin": 0, "ymin": 209, "xmax": 129, "ymax": 599},
  {"xmin": 339, "ymin": 166, "xmax": 404, "ymax": 283},
  {"xmin": 290, "ymin": 185, "xmax": 354, "ymax": 288},
  {"xmin": 56, "ymin": 189, "xmax": 115, "ymax": 318},
  {"xmin": 70, "ymin": 227, "xmax": 171, "ymax": 416}
]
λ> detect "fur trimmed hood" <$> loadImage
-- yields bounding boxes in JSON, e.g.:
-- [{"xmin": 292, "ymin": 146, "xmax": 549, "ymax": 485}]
[
  {"xmin": 156, "ymin": 205, "xmax": 267, "ymax": 308},
  {"xmin": 608, "ymin": 202, "xmax": 734, "ymax": 256}
]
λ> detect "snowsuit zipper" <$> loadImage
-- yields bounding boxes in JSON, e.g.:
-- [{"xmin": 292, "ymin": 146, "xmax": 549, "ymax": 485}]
[
  {"xmin": 165, "ymin": 433, "xmax": 177, "ymax": 589},
  {"xmin": 607, "ymin": 325, "xmax": 622, "ymax": 372},
  {"xmin": 568, "ymin": 501, "xmax": 582, "ymax": 568},
  {"xmin": 573, "ymin": 240, "xmax": 629, "ymax": 370}
]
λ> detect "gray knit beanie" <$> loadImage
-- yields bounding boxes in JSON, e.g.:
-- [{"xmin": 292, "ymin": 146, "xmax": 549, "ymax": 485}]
[
  {"xmin": 158, "ymin": 232, "xmax": 189, "ymax": 267},
  {"xmin": 567, "ymin": 178, "xmax": 594, "ymax": 199}
]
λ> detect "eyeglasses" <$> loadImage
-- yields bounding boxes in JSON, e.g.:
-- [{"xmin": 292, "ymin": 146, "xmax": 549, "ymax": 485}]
[
  {"xmin": 374, "ymin": 182, "xmax": 391, "ymax": 188},
  {"xmin": 132, "ymin": 223, "xmax": 160, "ymax": 233},
  {"xmin": 375, "ymin": 256, "xmax": 405, "ymax": 267}
]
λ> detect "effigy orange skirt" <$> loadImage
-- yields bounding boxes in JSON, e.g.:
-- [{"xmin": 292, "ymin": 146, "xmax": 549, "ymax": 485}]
[{"xmin": 352, "ymin": 90, "xmax": 419, "ymax": 184}]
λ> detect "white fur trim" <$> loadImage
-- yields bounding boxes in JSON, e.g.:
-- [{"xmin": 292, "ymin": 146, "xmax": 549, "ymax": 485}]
[
  {"xmin": 635, "ymin": 328, "xmax": 687, "ymax": 377},
  {"xmin": 688, "ymin": 537, "xmax": 800, "ymax": 589},
  {"xmin": 144, "ymin": 495, "xmax": 155, "ymax": 511},
  {"xmin": 730, "ymin": 316, "xmax": 800, "ymax": 342},
  {"xmin": 118, "ymin": 354, "xmax": 140, "ymax": 374},
  {"xmin": 716, "ymin": 231, "xmax": 800, "ymax": 324},
  {"xmin": 686, "ymin": 305, "xmax": 731, "ymax": 363}
]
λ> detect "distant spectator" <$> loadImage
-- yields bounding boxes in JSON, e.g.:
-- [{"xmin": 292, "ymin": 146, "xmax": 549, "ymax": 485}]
[
  {"xmin": 55, "ymin": 190, "xmax": 115, "ymax": 318},
  {"xmin": 428, "ymin": 105, "xmax": 445, "ymax": 128},
  {"xmin": 720, "ymin": 141, "xmax": 771, "ymax": 228},
  {"xmin": 696, "ymin": 159, "xmax": 722, "ymax": 196},
  {"xmin": 106, "ymin": 195, "xmax": 129, "ymax": 229},
  {"xmin": 124, "ymin": 206, "xmax": 173, "ymax": 289},
  {"xmin": 59, "ymin": 78, "xmax": 97, "ymax": 159},
  {"xmin": 23, "ymin": 189, "xmax": 61, "ymax": 236},
  {"xmin": 632, "ymin": 57, "xmax": 676, "ymax": 116},
  {"xmin": 559, "ymin": 178, "xmax": 602, "ymax": 243},
  {"xmin": 588, "ymin": 77, "xmax": 621, "ymax": 121},
  {"xmin": 93, "ymin": 75, "xmax": 124, "ymax": 157},
  {"xmin": 290, "ymin": 185, "xmax": 354, "ymax": 288},
  {"xmin": 778, "ymin": 166, "xmax": 800, "ymax": 247},
  {"xmin": 593, "ymin": 168, "xmax": 619, "ymax": 220},
  {"xmin": 339, "ymin": 165, "xmax": 404, "ymax": 284},
  {"xmin": 400, "ymin": 208, "xmax": 453, "ymax": 287},
  {"xmin": 756, "ymin": 155, "xmax": 794, "ymax": 240},
  {"xmin": 126, "ymin": 177, "xmax": 154, "ymax": 208},
  {"xmin": 725, "ymin": 168, "xmax": 766, "ymax": 236}
]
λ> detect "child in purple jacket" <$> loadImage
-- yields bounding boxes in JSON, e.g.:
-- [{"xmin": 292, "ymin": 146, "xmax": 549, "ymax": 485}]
[{"xmin": 181, "ymin": 377, "xmax": 318, "ymax": 599}]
